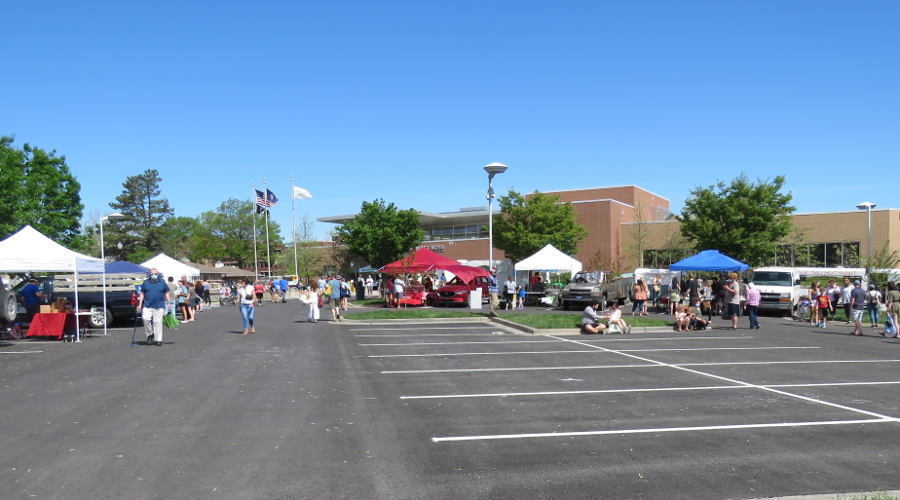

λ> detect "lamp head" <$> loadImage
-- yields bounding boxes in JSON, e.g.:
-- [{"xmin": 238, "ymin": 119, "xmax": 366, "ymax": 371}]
[
  {"xmin": 855, "ymin": 201, "xmax": 876, "ymax": 211},
  {"xmin": 101, "ymin": 212, "xmax": 126, "ymax": 222},
  {"xmin": 483, "ymin": 162, "xmax": 508, "ymax": 177}
]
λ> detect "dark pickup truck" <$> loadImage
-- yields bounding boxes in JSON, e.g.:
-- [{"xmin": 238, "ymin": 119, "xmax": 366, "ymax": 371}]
[{"xmin": 13, "ymin": 275, "xmax": 140, "ymax": 328}]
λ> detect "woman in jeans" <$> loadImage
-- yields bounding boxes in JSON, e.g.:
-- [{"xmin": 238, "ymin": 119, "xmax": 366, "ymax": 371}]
[
  {"xmin": 866, "ymin": 285, "xmax": 882, "ymax": 328},
  {"xmin": 238, "ymin": 279, "xmax": 256, "ymax": 335}
]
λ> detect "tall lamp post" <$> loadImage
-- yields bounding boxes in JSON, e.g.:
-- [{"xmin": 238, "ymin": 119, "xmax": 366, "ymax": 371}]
[
  {"xmin": 99, "ymin": 212, "xmax": 125, "ymax": 335},
  {"xmin": 483, "ymin": 162, "xmax": 508, "ymax": 270},
  {"xmin": 856, "ymin": 201, "xmax": 876, "ymax": 269}
]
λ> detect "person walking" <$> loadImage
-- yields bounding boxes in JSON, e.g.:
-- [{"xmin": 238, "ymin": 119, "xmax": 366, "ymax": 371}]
[
  {"xmin": 177, "ymin": 280, "xmax": 193, "ymax": 322},
  {"xmin": 745, "ymin": 282, "xmax": 761, "ymax": 329},
  {"xmin": 849, "ymin": 280, "xmax": 867, "ymax": 336},
  {"xmin": 238, "ymin": 278, "xmax": 256, "ymax": 335},
  {"xmin": 839, "ymin": 278, "xmax": 853, "ymax": 325},
  {"xmin": 302, "ymin": 283, "xmax": 320, "ymax": 323},
  {"xmin": 815, "ymin": 288, "xmax": 833, "ymax": 328},
  {"xmin": 254, "ymin": 281, "xmax": 265, "ymax": 306},
  {"xmin": 503, "ymin": 276, "xmax": 517, "ymax": 310},
  {"xmin": 884, "ymin": 282, "xmax": 900, "ymax": 338},
  {"xmin": 329, "ymin": 274, "xmax": 343, "ymax": 321},
  {"xmin": 487, "ymin": 270, "xmax": 500, "ymax": 311},
  {"xmin": 701, "ymin": 279, "xmax": 714, "ymax": 322},
  {"xmin": 166, "ymin": 276, "xmax": 178, "ymax": 316},
  {"xmin": 723, "ymin": 273, "xmax": 741, "ymax": 330},
  {"xmin": 631, "ymin": 279, "xmax": 648, "ymax": 316},
  {"xmin": 136, "ymin": 268, "xmax": 170, "ymax": 346},
  {"xmin": 866, "ymin": 285, "xmax": 882, "ymax": 329},
  {"xmin": 279, "ymin": 277, "xmax": 289, "ymax": 303}
]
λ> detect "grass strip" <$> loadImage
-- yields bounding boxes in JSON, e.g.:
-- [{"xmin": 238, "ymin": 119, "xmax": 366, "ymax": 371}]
[
  {"xmin": 499, "ymin": 313, "xmax": 672, "ymax": 330},
  {"xmin": 343, "ymin": 309, "xmax": 488, "ymax": 320}
]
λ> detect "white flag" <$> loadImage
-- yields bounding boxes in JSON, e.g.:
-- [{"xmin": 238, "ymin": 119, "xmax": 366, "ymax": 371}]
[{"xmin": 292, "ymin": 186, "xmax": 313, "ymax": 199}]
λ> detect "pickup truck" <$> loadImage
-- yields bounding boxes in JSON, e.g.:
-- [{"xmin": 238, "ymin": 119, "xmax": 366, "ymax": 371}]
[
  {"xmin": 559, "ymin": 271, "xmax": 606, "ymax": 310},
  {"xmin": 432, "ymin": 276, "xmax": 490, "ymax": 306},
  {"xmin": 13, "ymin": 275, "xmax": 140, "ymax": 328}
]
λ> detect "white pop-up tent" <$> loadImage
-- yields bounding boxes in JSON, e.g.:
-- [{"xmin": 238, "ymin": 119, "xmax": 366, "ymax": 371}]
[
  {"xmin": 514, "ymin": 244, "xmax": 583, "ymax": 274},
  {"xmin": 140, "ymin": 253, "xmax": 200, "ymax": 281},
  {"xmin": 0, "ymin": 225, "xmax": 104, "ymax": 341}
]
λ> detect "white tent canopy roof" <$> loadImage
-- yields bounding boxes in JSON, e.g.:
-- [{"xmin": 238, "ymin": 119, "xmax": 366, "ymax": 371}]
[
  {"xmin": 0, "ymin": 225, "xmax": 103, "ymax": 273},
  {"xmin": 514, "ymin": 244, "xmax": 583, "ymax": 274},
  {"xmin": 140, "ymin": 253, "xmax": 200, "ymax": 280}
]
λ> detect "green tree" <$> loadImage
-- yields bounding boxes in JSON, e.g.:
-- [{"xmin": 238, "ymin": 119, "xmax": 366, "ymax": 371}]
[
  {"xmin": 0, "ymin": 137, "xmax": 85, "ymax": 245},
  {"xmin": 159, "ymin": 216, "xmax": 202, "ymax": 260},
  {"xmin": 107, "ymin": 169, "xmax": 173, "ymax": 262},
  {"xmin": 289, "ymin": 214, "xmax": 323, "ymax": 281},
  {"xmin": 335, "ymin": 199, "xmax": 424, "ymax": 268},
  {"xmin": 678, "ymin": 174, "xmax": 795, "ymax": 267},
  {"xmin": 191, "ymin": 199, "xmax": 282, "ymax": 269},
  {"xmin": 493, "ymin": 190, "xmax": 588, "ymax": 263}
]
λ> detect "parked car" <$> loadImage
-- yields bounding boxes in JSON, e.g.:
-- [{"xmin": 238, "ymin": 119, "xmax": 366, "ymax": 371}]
[
  {"xmin": 559, "ymin": 271, "xmax": 605, "ymax": 310},
  {"xmin": 0, "ymin": 278, "xmax": 17, "ymax": 325},
  {"xmin": 432, "ymin": 276, "xmax": 490, "ymax": 306}
]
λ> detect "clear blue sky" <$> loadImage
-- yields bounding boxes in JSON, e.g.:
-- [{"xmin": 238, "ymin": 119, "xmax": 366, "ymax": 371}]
[{"xmin": 4, "ymin": 1, "xmax": 898, "ymax": 241}]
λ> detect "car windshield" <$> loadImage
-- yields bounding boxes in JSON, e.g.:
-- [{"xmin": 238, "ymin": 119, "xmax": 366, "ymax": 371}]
[
  {"xmin": 571, "ymin": 272, "xmax": 602, "ymax": 284},
  {"xmin": 750, "ymin": 271, "xmax": 793, "ymax": 287}
]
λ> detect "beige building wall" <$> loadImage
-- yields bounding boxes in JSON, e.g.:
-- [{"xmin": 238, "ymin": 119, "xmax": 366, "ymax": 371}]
[{"xmin": 621, "ymin": 209, "xmax": 900, "ymax": 269}]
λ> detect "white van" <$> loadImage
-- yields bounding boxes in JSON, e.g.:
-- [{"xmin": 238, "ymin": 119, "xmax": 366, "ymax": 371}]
[{"xmin": 749, "ymin": 267, "xmax": 803, "ymax": 314}]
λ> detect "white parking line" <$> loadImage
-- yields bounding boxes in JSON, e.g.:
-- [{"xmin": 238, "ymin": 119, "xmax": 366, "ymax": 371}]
[
  {"xmin": 402, "ymin": 380, "xmax": 900, "ymax": 400},
  {"xmin": 0, "ymin": 351, "xmax": 43, "ymax": 354},
  {"xmin": 350, "ymin": 327, "xmax": 497, "ymax": 332},
  {"xmin": 431, "ymin": 418, "xmax": 894, "ymax": 443},
  {"xmin": 368, "ymin": 346, "xmax": 817, "ymax": 358},
  {"xmin": 360, "ymin": 340, "xmax": 560, "ymax": 346},
  {"xmin": 355, "ymin": 333, "xmax": 511, "ymax": 338},
  {"xmin": 383, "ymin": 359, "xmax": 900, "ymax": 374}
]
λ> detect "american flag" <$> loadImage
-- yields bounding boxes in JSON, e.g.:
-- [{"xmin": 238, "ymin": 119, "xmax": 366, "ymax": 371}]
[{"xmin": 255, "ymin": 189, "xmax": 278, "ymax": 209}]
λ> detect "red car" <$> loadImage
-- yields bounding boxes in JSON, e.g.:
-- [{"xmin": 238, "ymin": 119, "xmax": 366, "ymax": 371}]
[{"xmin": 432, "ymin": 276, "xmax": 490, "ymax": 306}]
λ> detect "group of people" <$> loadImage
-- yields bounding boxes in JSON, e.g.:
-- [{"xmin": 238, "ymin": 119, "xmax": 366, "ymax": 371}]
[
  {"xmin": 637, "ymin": 273, "xmax": 758, "ymax": 330},
  {"xmin": 165, "ymin": 276, "xmax": 212, "ymax": 323},
  {"xmin": 581, "ymin": 299, "xmax": 630, "ymax": 334},
  {"xmin": 798, "ymin": 279, "xmax": 900, "ymax": 337},
  {"xmin": 487, "ymin": 271, "xmax": 543, "ymax": 311}
]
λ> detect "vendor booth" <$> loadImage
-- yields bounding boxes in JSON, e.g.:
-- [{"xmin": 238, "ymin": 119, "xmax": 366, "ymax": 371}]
[
  {"xmin": 140, "ymin": 253, "xmax": 200, "ymax": 281},
  {"xmin": 669, "ymin": 250, "xmax": 749, "ymax": 272},
  {"xmin": 514, "ymin": 244, "xmax": 583, "ymax": 306},
  {"xmin": 380, "ymin": 247, "xmax": 459, "ymax": 274},
  {"xmin": 0, "ymin": 225, "xmax": 104, "ymax": 341}
]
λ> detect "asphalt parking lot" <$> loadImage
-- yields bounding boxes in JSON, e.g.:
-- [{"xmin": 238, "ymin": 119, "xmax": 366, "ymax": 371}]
[{"xmin": 1, "ymin": 306, "xmax": 899, "ymax": 499}]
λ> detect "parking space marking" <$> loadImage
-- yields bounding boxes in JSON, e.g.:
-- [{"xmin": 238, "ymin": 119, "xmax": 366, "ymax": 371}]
[
  {"xmin": 547, "ymin": 335, "xmax": 899, "ymax": 421},
  {"xmin": 578, "ymin": 336, "xmax": 753, "ymax": 342},
  {"xmin": 402, "ymin": 380, "xmax": 900, "ymax": 400},
  {"xmin": 355, "ymin": 333, "xmax": 512, "ymax": 338},
  {"xmin": 0, "ymin": 351, "xmax": 44, "ymax": 354},
  {"xmin": 679, "ymin": 359, "xmax": 900, "ymax": 367},
  {"xmin": 359, "ymin": 340, "xmax": 560, "ymax": 346},
  {"xmin": 431, "ymin": 418, "xmax": 894, "ymax": 443},
  {"xmin": 368, "ymin": 346, "xmax": 817, "ymax": 358},
  {"xmin": 350, "ymin": 327, "xmax": 497, "ymax": 332},
  {"xmin": 383, "ymin": 364, "xmax": 664, "ymax": 374}
]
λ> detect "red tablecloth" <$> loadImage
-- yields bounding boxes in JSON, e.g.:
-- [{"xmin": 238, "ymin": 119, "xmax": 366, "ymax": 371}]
[{"xmin": 27, "ymin": 312, "xmax": 80, "ymax": 340}]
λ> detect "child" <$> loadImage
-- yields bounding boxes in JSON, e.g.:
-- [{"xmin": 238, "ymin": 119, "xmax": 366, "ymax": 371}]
[
  {"xmin": 516, "ymin": 285, "xmax": 526, "ymax": 310},
  {"xmin": 607, "ymin": 302, "xmax": 631, "ymax": 334},
  {"xmin": 816, "ymin": 291, "xmax": 833, "ymax": 328},
  {"xmin": 674, "ymin": 305, "xmax": 689, "ymax": 332},
  {"xmin": 689, "ymin": 304, "xmax": 709, "ymax": 331}
]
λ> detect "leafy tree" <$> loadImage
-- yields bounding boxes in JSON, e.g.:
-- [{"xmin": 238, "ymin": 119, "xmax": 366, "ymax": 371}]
[
  {"xmin": 191, "ymin": 198, "xmax": 282, "ymax": 269},
  {"xmin": 159, "ymin": 216, "xmax": 202, "ymax": 260},
  {"xmin": 335, "ymin": 199, "xmax": 424, "ymax": 268},
  {"xmin": 107, "ymin": 169, "xmax": 173, "ymax": 261},
  {"xmin": 493, "ymin": 190, "xmax": 588, "ymax": 263},
  {"xmin": 678, "ymin": 174, "xmax": 795, "ymax": 267},
  {"xmin": 0, "ymin": 137, "xmax": 86, "ymax": 245},
  {"xmin": 286, "ymin": 214, "xmax": 323, "ymax": 281}
]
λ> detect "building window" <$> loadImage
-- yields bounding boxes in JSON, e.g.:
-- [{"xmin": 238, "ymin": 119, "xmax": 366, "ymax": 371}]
[
  {"xmin": 771, "ymin": 242, "xmax": 860, "ymax": 267},
  {"xmin": 423, "ymin": 224, "xmax": 488, "ymax": 242}
]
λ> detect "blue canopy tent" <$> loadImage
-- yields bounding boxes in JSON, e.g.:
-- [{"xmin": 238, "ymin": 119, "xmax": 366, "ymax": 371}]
[
  {"xmin": 84, "ymin": 261, "xmax": 150, "ymax": 274},
  {"xmin": 670, "ymin": 250, "xmax": 749, "ymax": 272}
]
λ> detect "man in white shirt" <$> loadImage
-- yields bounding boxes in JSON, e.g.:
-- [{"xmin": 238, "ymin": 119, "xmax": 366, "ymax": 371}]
[{"xmin": 504, "ymin": 277, "xmax": 517, "ymax": 310}]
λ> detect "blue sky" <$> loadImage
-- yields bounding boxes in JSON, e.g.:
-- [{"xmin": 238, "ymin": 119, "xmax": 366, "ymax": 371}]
[{"xmin": 3, "ymin": 1, "xmax": 898, "ymax": 240}]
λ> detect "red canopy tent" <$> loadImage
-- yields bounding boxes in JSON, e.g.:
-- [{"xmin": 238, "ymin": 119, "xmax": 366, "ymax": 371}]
[
  {"xmin": 441, "ymin": 264, "xmax": 489, "ymax": 283},
  {"xmin": 380, "ymin": 247, "xmax": 459, "ymax": 274}
]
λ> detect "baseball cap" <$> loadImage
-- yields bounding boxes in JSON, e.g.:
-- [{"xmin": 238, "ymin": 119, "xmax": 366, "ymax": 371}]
[{"xmin": 854, "ymin": 279, "xmax": 861, "ymax": 285}]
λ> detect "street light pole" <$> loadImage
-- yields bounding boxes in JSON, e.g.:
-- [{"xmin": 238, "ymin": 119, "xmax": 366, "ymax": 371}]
[
  {"xmin": 483, "ymin": 163, "xmax": 508, "ymax": 270},
  {"xmin": 856, "ymin": 201, "xmax": 876, "ymax": 268},
  {"xmin": 99, "ymin": 213, "xmax": 124, "ymax": 335}
]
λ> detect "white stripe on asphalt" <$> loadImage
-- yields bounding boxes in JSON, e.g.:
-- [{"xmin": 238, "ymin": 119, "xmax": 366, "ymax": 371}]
[
  {"xmin": 403, "ymin": 380, "xmax": 900, "ymax": 400},
  {"xmin": 368, "ymin": 346, "xmax": 817, "ymax": 358},
  {"xmin": 431, "ymin": 418, "xmax": 894, "ymax": 443},
  {"xmin": 0, "ymin": 351, "xmax": 43, "ymax": 354},
  {"xmin": 350, "ymin": 327, "xmax": 496, "ymax": 331},
  {"xmin": 360, "ymin": 340, "xmax": 560, "ymax": 346},
  {"xmin": 381, "ymin": 359, "xmax": 900, "ymax": 375},
  {"xmin": 355, "ymin": 333, "xmax": 511, "ymax": 338}
]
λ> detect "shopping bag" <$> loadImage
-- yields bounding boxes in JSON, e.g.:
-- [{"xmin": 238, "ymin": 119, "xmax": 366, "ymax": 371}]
[{"xmin": 163, "ymin": 312, "xmax": 180, "ymax": 329}]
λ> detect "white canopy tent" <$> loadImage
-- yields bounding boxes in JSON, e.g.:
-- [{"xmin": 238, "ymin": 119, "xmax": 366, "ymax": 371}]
[
  {"xmin": 140, "ymin": 253, "xmax": 200, "ymax": 281},
  {"xmin": 0, "ymin": 225, "xmax": 104, "ymax": 341},
  {"xmin": 514, "ymin": 244, "xmax": 583, "ymax": 274}
]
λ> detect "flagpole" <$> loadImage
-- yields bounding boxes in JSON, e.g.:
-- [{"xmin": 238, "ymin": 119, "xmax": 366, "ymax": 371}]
[
  {"xmin": 291, "ymin": 176, "xmax": 298, "ymax": 278},
  {"xmin": 263, "ymin": 177, "xmax": 272, "ymax": 279},
  {"xmin": 251, "ymin": 184, "xmax": 259, "ymax": 283}
]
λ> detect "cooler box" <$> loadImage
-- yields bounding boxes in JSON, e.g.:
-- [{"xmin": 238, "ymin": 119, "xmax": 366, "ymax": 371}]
[{"xmin": 468, "ymin": 289, "xmax": 482, "ymax": 309}]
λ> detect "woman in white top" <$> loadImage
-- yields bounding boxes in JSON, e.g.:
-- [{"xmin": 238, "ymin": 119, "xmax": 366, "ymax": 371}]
[
  {"xmin": 301, "ymin": 283, "xmax": 320, "ymax": 323},
  {"xmin": 238, "ymin": 279, "xmax": 256, "ymax": 335}
]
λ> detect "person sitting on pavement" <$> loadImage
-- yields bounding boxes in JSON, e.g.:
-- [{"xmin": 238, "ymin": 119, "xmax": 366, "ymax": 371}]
[
  {"xmin": 581, "ymin": 299, "xmax": 607, "ymax": 334},
  {"xmin": 607, "ymin": 302, "xmax": 631, "ymax": 333}
]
